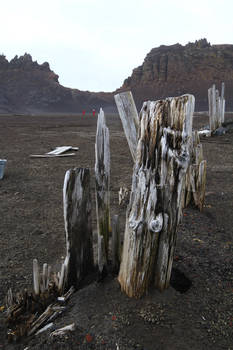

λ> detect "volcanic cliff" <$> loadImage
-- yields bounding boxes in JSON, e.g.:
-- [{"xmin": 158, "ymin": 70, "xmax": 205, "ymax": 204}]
[
  {"xmin": 119, "ymin": 39, "xmax": 233, "ymax": 111},
  {"xmin": 0, "ymin": 53, "xmax": 113, "ymax": 114},
  {"xmin": 0, "ymin": 39, "xmax": 233, "ymax": 114}
]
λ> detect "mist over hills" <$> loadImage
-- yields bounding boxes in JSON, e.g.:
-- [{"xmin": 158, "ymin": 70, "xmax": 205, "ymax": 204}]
[{"xmin": 1, "ymin": 39, "xmax": 233, "ymax": 114}]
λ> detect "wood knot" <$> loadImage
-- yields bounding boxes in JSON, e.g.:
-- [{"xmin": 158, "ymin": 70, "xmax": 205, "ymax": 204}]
[{"xmin": 149, "ymin": 213, "xmax": 163, "ymax": 233}]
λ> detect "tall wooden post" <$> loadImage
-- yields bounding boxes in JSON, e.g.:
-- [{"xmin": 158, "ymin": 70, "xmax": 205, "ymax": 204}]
[
  {"xmin": 63, "ymin": 168, "xmax": 94, "ymax": 288},
  {"xmin": 208, "ymin": 83, "xmax": 225, "ymax": 132},
  {"xmin": 220, "ymin": 82, "xmax": 225, "ymax": 124},
  {"xmin": 185, "ymin": 131, "xmax": 206, "ymax": 211},
  {"xmin": 95, "ymin": 108, "xmax": 111, "ymax": 272},
  {"xmin": 118, "ymin": 95, "xmax": 195, "ymax": 298},
  {"xmin": 114, "ymin": 91, "xmax": 139, "ymax": 162}
]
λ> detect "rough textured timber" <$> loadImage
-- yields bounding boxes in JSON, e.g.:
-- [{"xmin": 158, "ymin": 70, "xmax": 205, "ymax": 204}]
[
  {"xmin": 63, "ymin": 168, "xmax": 94, "ymax": 288},
  {"xmin": 95, "ymin": 108, "xmax": 111, "ymax": 270},
  {"xmin": 118, "ymin": 94, "xmax": 195, "ymax": 298},
  {"xmin": 185, "ymin": 131, "xmax": 206, "ymax": 211},
  {"xmin": 114, "ymin": 91, "xmax": 139, "ymax": 162},
  {"xmin": 208, "ymin": 83, "xmax": 225, "ymax": 133}
]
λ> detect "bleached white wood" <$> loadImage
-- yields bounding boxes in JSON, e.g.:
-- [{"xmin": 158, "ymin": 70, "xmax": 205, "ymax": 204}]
[
  {"xmin": 50, "ymin": 323, "xmax": 75, "ymax": 337},
  {"xmin": 118, "ymin": 94, "xmax": 195, "ymax": 297},
  {"xmin": 114, "ymin": 91, "xmax": 139, "ymax": 162},
  {"xmin": 30, "ymin": 153, "xmax": 76, "ymax": 158},
  {"xmin": 33, "ymin": 259, "xmax": 40, "ymax": 296},
  {"xmin": 208, "ymin": 83, "xmax": 225, "ymax": 132},
  {"xmin": 185, "ymin": 131, "xmax": 207, "ymax": 211},
  {"xmin": 95, "ymin": 108, "xmax": 111, "ymax": 271}
]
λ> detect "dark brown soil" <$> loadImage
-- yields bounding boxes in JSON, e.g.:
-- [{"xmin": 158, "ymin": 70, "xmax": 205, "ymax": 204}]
[{"xmin": 0, "ymin": 113, "xmax": 232, "ymax": 350}]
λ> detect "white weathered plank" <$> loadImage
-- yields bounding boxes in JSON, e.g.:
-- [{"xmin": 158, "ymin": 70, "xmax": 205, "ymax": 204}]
[
  {"xmin": 118, "ymin": 94, "xmax": 195, "ymax": 297},
  {"xmin": 95, "ymin": 108, "xmax": 111, "ymax": 271},
  {"xmin": 30, "ymin": 153, "xmax": 76, "ymax": 158},
  {"xmin": 114, "ymin": 91, "xmax": 139, "ymax": 162}
]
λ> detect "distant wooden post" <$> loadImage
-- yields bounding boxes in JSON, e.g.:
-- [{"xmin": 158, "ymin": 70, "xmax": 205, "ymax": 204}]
[
  {"xmin": 220, "ymin": 82, "xmax": 225, "ymax": 124},
  {"xmin": 208, "ymin": 83, "xmax": 225, "ymax": 132},
  {"xmin": 114, "ymin": 91, "xmax": 139, "ymax": 162},
  {"xmin": 185, "ymin": 131, "xmax": 207, "ymax": 211},
  {"xmin": 95, "ymin": 108, "xmax": 111, "ymax": 272},
  {"xmin": 118, "ymin": 95, "xmax": 195, "ymax": 298},
  {"xmin": 63, "ymin": 168, "xmax": 94, "ymax": 288}
]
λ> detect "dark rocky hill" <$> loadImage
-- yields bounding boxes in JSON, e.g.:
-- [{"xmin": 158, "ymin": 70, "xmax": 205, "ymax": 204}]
[
  {"xmin": 118, "ymin": 39, "xmax": 233, "ymax": 111},
  {"xmin": 0, "ymin": 53, "xmax": 114, "ymax": 114},
  {"xmin": 1, "ymin": 39, "xmax": 233, "ymax": 114}
]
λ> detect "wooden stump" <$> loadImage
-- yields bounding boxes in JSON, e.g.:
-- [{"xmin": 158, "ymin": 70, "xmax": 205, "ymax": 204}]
[
  {"xmin": 114, "ymin": 91, "xmax": 139, "ymax": 162},
  {"xmin": 95, "ymin": 108, "xmax": 111, "ymax": 270},
  {"xmin": 63, "ymin": 168, "xmax": 94, "ymax": 288},
  {"xmin": 118, "ymin": 95, "xmax": 195, "ymax": 298}
]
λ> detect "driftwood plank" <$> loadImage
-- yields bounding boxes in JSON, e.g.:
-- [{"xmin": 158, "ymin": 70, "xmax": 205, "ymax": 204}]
[
  {"xmin": 114, "ymin": 91, "xmax": 139, "ymax": 162},
  {"xmin": 63, "ymin": 168, "xmax": 94, "ymax": 288},
  {"xmin": 118, "ymin": 95, "xmax": 195, "ymax": 298},
  {"xmin": 95, "ymin": 108, "xmax": 111, "ymax": 269}
]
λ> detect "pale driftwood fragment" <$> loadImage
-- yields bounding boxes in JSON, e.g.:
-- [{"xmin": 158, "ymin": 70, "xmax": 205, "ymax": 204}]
[
  {"xmin": 114, "ymin": 91, "xmax": 139, "ymax": 162},
  {"xmin": 35, "ymin": 322, "xmax": 54, "ymax": 336},
  {"xmin": 30, "ymin": 146, "xmax": 79, "ymax": 158},
  {"xmin": 118, "ymin": 95, "xmax": 195, "ymax": 297},
  {"xmin": 111, "ymin": 215, "xmax": 121, "ymax": 272},
  {"xmin": 47, "ymin": 146, "xmax": 78, "ymax": 155},
  {"xmin": 33, "ymin": 259, "xmax": 40, "ymax": 296},
  {"xmin": 63, "ymin": 168, "xmax": 94, "ymax": 288},
  {"xmin": 95, "ymin": 108, "xmax": 111, "ymax": 269},
  {"xmin": 50, "ymin": 323, "xmax": 75, "ymax": 337},
  {"xmin": 30, "ymin": 153, "xmax": 76, "ymax": 158}
]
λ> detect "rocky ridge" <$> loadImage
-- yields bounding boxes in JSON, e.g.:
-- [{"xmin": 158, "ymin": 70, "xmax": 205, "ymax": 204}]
[
  {"xmin": 1, "ymin": 39, "xmax": 233, "ymax": 114},
  {"xmin": 119, "ymin": 39, "xmax": 233, "ymax": 110},
  {"xmin": 0, "ymin": 53, "xmax": 113, "ymax": 114}
]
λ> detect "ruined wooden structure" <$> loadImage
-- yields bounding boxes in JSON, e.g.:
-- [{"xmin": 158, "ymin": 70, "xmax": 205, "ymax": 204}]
[
  {"xmin": 118, "ymin": 95, "xmax": 195, "ymax": 297},
  {"xmin": 208, "ymin": 82, "xmax": 225, "ymax": 133}
]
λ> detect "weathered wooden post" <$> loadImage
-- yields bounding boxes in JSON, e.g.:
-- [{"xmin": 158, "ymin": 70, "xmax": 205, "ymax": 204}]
[
  {"xmin": 114, "ymin": 91, "xmax": 139, "ymax": 162},
  {"xmin": 185, "ymin": 131, "xmax": 207, "ymax": 211},
  {"xmin": 220, "ymin": 82, "xmax": 225, "ymax": 124},
  {"xmin": 63, "ymin": 168, "xmax": 94, "ymax": 288},
  {"xmin": 208, "ymin": 83, "xmax": 225, "ymax": 132},
  {"xmin": 95, "ymin": 108, "xmax": 111, "ymax": 272},
  {"xmin": 118, "ymin": 95, "xmax": 195, "ymax": 298}
]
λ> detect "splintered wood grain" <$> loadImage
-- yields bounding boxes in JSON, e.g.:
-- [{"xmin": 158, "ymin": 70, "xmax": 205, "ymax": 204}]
[{"xmin": 118, "ymin": 95, "xmax": 195, "ymax": 298}]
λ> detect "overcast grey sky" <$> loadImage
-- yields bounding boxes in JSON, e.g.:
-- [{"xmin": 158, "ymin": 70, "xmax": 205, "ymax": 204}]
[{"xmin": 1, "ymin": 0, "xmax": 233, "ymax": 92}]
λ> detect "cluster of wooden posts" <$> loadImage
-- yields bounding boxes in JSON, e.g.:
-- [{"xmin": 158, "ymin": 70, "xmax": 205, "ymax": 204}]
[
  {"xmin": 60, "ymin": 91, "xmax": 209, "ymax": 299},
  {"xmin": 5, "ymin": 84, "xmax": 227, "ymax": 339}
]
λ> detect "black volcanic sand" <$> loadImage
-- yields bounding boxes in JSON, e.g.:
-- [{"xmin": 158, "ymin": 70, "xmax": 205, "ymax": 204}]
[{"xmin": 0, "ymin": 113, "xmax": 232, "ymax": 350}]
